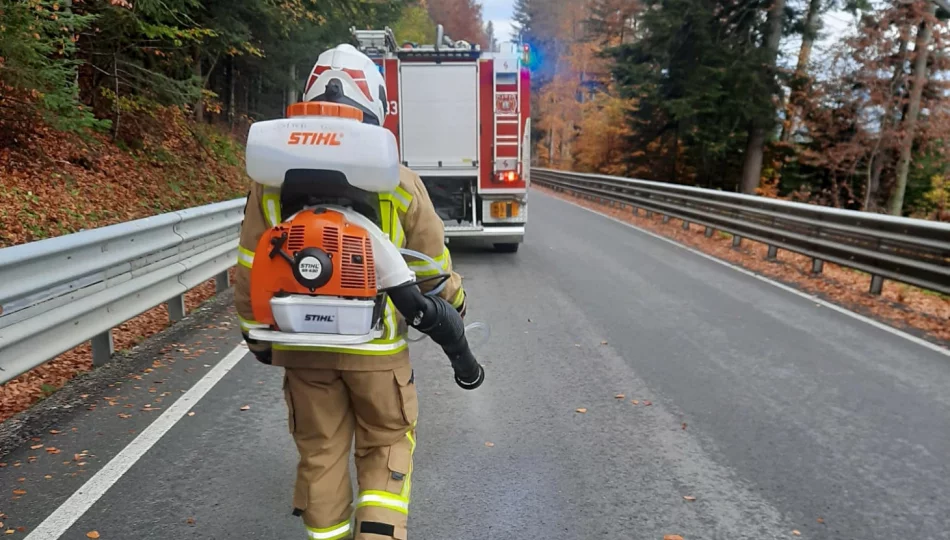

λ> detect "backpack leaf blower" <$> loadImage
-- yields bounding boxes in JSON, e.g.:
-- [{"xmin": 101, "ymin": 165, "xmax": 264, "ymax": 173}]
[{"xmin": 243, "ymin": 101, "xmax": 484, "ymax": 390}]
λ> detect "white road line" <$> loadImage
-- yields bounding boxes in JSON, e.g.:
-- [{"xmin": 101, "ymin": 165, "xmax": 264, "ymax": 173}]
[
  {"xmin": 540, "ymin": 190, "xmax": 950, "ymax": 358},
  {"xmin": 25, "ymin": 343, "xmax": 248, "ymax": 540}
]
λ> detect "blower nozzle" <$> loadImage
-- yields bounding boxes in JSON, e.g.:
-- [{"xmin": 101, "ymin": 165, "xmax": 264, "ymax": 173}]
[{"xmin": 388, "ymin": 285, "xmax": 484, "ymax": 390}]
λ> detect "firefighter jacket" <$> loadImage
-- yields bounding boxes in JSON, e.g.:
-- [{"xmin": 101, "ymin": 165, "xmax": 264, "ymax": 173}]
[{"xmin": 233, "ymin": 165, "xmax": 466, "ymax": 371}]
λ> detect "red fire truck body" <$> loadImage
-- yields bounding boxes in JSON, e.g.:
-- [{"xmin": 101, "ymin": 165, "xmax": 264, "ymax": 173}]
[{"xmin": 349, "ymin": 25, "xmax": 531, "ymax": 252}]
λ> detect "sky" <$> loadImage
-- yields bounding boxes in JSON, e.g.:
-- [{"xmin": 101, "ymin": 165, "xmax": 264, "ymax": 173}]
[{"xmin": 481, "ymin": 0, "xmax": 519, "ymax": 43}]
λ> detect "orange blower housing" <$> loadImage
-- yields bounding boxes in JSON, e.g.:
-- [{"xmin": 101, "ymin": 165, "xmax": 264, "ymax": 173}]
[{"xmin": 250, "ymin": 208, "xmax": 379, "ymax": 332}]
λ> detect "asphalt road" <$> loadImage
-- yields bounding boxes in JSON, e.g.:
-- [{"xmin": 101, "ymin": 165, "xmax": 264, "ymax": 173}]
[{"xmin": 2, "ymin": 189, "xmax": 949, "ymax": 540}]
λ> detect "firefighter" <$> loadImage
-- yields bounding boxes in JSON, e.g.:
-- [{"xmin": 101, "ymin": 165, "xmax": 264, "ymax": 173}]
[{"xmin": 233, "ymin": 43, "xmax": 467, "ymax": 540}]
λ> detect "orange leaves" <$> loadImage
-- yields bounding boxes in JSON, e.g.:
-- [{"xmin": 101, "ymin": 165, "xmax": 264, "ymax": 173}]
[{"xmin": 86, "ymin": 531, "xmax": 101, "ymax": 539}]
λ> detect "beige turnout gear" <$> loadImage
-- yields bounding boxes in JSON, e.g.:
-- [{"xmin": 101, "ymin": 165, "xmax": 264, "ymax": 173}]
[{"xmin": 234, "ymin": 165, "xmax": 465, "ymax": 539}]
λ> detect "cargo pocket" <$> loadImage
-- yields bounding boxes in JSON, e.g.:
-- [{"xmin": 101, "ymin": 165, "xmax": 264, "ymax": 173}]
[
  {"xmin": 393, "ymin": 365, "xmax": 417, "ymax": 427},
  {"xmin": 385, "ymin": 442, "xmax": 412, "ymax": 495},
  {"xmin": 283, "ymin": 374, "xmax": 296, "ymax": 434}
]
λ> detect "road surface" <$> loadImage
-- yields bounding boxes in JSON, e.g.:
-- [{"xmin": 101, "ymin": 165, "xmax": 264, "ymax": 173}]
[{"xmin": 2, "ymin": 189, "xmax": 949, "ymax": 540}]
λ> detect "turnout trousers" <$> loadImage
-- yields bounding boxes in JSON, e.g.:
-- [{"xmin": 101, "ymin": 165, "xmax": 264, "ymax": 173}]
[{"xmin": 283, "ymin": 363, "xmax": 418, "ymax": 540}]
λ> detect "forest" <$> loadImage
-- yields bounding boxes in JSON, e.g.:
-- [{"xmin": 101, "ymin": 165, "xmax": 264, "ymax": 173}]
[
  {"xmin": 0, "ymin": 0, "xmax": 487, "ymax": 247},
  {"xmin": 517, "ymin": 0, "xmax": 950, "ymax": 219}
]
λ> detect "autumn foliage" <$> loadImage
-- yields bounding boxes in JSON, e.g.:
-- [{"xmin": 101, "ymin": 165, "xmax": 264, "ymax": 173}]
[{"xmin": 518, "ymin": 0, "xmax": 950, "ymax": 219}]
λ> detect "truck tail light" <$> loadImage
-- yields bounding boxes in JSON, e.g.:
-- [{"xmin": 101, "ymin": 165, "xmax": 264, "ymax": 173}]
[
  {"xmin": 495, "ymin": 171, "xmax": 520, "ymax": 183},
  {"xmin": 491, "ymin": 200, "xmax": 521, "ymax": 218}
]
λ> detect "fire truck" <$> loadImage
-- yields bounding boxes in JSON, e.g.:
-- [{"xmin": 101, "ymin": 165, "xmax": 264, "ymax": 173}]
[{"xmin": 348, "ymin": 24, "xmax": 531, "ymax": 253}]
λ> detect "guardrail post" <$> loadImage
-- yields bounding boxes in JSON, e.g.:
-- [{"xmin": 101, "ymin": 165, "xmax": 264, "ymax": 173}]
[
  {"xmin": 91, "ymin": 331, "xmax": 114, "ymax": 366},
  {"xmin": 215, "ymin": 270, "xmax": 231, "ymax": 294},
  {"xmin": 682, "ymin": 221, "xmax": 689, "ymax": 231},
  {"xmin": 870, "ymin": 275, "xmax": 884, "ymax": 295},
  {"xmin": 632, "ymin": 207, "xmax": 639, "ymax": 216},
  {"xmin": 662, "ymin": 215, "xmax": 670, "ymax": 224},
  {"xmin": 767, "ymin": 245, "xmax": 779, "ymax": 260},
  {"xmin": 645, "ymin": 210, "xmax": 653, "ymax": 218},
  {"xmin": 704, "ymin": 227, "xmax": 714, "ymax": 238},
  {"xmin": 732, "ymin": 235, "xmax": 742, "ymax": 248},
  {"xmin": 811, "ymin": 259, "xmax": 824, "ymax": 274},
  {"xmin": 168, "ymin": 294, "xmax": 186, "ymax": 322}
]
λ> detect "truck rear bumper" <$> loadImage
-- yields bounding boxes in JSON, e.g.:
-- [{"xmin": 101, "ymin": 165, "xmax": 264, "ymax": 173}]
[{"xmin": 443, "ymin": 224, "xmax": 525, "ymax": 244}]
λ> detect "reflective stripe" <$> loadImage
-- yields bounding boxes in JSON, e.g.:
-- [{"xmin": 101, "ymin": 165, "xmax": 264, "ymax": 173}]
[
  {"xmin": 392, "ymin": 186, "xmax": 413, "ymax": 212},
  {"xmin": 238, "ymin": 314, "xmax": 269, "ymax": 332},
  {"xmin": 450, "ymin": 287, "xmax": 465, "ymax": 309},
  {"xmin": 402, "ymin": 428, "xmax": 416, "ymax": 499},
  {"xmin": 378, "ymin": 195, "xmax": 404, "ymax": 247},
  {"xmin": 356, "ymin": 491, "xmax": 409, "ymax": 515},
  {"xmin": 407, "ymin": 246, "xmax": 450, "ymax": 277},
  {"xmin": 392, "ymin": 217, "xmax": 405, "ymax": 248},
  {"xmin": 237, "ymin": 246, "xmax": 255, "ymax": 269},
  {"xmin": 273, "ymin": 338, "xmax": 408, "ymax": 355},
  {"xmin": 306, "ymin": 520, "xmax": 351, "ymax": 540},
  {"xmin": 384, "ymin": 298, "xmax": 398, "ymax": 340},
  {"xmin": 262, "ymin": 187, "xmax": 281, "ymax": 227}
]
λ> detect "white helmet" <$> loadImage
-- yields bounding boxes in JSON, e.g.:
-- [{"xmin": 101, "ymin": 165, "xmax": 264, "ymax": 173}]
[{"xmin": 302, "ymin": 43, "xmax": 388, "ymax": 126}]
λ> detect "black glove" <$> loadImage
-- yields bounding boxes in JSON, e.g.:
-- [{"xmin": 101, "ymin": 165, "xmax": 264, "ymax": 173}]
[{"xmin": 243, "ymin": 332, "xmax": 272, "ymax": 365}]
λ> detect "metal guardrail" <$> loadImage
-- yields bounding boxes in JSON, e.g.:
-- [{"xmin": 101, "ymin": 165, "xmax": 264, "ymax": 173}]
[
  {"xmin": 0, "ymin": 199, "xmax": 246, "ymax": 385},
  {"xmin": 533, "ymin": 168, "xmax": 950, "ymax": 296}
]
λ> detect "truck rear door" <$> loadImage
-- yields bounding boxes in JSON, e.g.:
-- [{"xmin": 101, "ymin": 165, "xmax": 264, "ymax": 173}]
[{"xmin": 399, "ymin": 63, "xmax": 478, "ymax": 174}]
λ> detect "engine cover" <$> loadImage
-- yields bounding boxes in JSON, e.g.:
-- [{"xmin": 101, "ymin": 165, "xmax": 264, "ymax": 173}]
[{"xmin": 250, "ymin": 207, "xmax": 378, "ymax": 329}]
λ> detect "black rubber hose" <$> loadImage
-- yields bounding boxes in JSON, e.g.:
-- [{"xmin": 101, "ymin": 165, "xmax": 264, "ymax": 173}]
[{"xmin": 387, "ymin": 284, "xmax": 485, "ymax": 390}]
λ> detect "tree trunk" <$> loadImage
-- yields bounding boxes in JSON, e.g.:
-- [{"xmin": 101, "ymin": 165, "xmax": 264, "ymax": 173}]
[
  {"xmin": 111, "ymin": 52, "xmax": 120, "ymax": 143},
  {"xmin": 739, "ymin": 0, "xmax": 786, "ymax": 195},
  {"xmin": 780, "ymin": 0, "xmax": 821, "ymax": 142},
  {"xmin": 865, "ymin": 31, "xmax": 910, "ymax": 211},
  {"xmin": 194, "ymin": 46, "xmax": 204, "ymax": 123},
  {"xmin": 287, "ymin": 63, "xmax": 297, "ymax": 108},
  {"xmin": 887, "ymin": 5, "xmax": 935, "ymax": 216},
  {"xmin": 740, "ymin": 128, "xmax": 767, "ymax": 194}
]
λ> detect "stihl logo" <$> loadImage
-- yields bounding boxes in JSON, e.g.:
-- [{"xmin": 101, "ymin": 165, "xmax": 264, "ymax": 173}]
[
  {"xmin": 305, "ymin": 314, "xmax": 335, "ymax": 323},
  {"xmin": 288, "ymin": 132, "xmax": 342, "ymax": 145}
]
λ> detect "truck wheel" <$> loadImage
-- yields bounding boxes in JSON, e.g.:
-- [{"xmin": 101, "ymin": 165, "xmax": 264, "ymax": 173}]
[{"xmin": 494, "ymin": 243, "xmax": 520, "ymax": 253}]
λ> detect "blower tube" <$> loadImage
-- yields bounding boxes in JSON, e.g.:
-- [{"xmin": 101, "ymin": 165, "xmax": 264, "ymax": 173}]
[{"xmin": 387, "ymin": 284, "xmax": 485, "ymax": 390}]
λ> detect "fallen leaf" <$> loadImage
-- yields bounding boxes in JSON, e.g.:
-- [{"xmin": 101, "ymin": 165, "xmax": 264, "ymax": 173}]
[
  {"xmin": 601, "ymin": 341, "xmax": 608, "ymax": 345},
  {"xmin": 575, "ymin": 408, "xmax": 588, "ymax": 414},
  {"xmin": 30, "ymin": 444, "xmax": 43, "ymax": 450},
  {"xmin": 817, "ymin": 518, "xmax": 824, "ymax": 524},
  {"xmin": 484, "ymin": 442, "xmax": 495, "ymax": 447},
  {"xmin": 683, "ymin": 495, "xmax": 696, "ymax": 502},
  {"xmin": 614, "ymin": 394, "xmax": 625, "ymax": 399},
  {"xmin": 87, "ymin": 531, "xmax": 101, "ymax": 539},
  {"xmin": 5, "ymin": 530, "xmax": 13, "ymax": 536},
  {"xmin": 187, "ymin": 412, "xmax": 195, "ymax": 417},
  {"xmin": 644, "ymin": 400, "xmax": 653, "ymax": 406},
  {"xmin": 682, "ymin": 422, "xmax": 688, "ymax": 430},
  {"xmin": 12, "ymin": 490, "xmax": 26, "ymax": 496},
  {"xmin": 792, "ymin": 531, "xmax": 801, "ymax": 537},
  {"xmin": 631, "ymin": 400, "xmax": 639, "ymax": 405},
  {"xmin": 240, "ymin": 405, "xmax": 250, "ymax": 411},
  {"xmin": 49, "ymin": 430, "xmax": 60, "ymax": 434},
  {"xmin": 663, "ymin": 536, "xmax": 684, "ymax": 540},
  {"xmin": 16, "ymin": 478, "xmax": 24, "ymax": 482},
  {"xmin": 185, "ymin": 518, "xmax": 195, "ymax": 525},
  {"xmin": 44, "ymin": 475, "xmax": 52, "ymax": 479}
]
